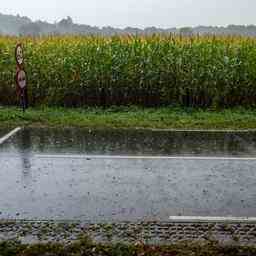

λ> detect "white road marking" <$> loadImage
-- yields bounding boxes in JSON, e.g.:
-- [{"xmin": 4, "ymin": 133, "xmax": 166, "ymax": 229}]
[
  {"xmin": 169, "ymin": 216, "xmax": 256, "ymax": 223},
  {"xmin": 149, "ymin": 128, "xmax": 256, "ymax": 132},
  {"xmin": 1, "ymin": 217, "xmax": 256, "ymax": 223},
  {"xmin": 0, "ymin": 127, "xmax": 21, "ymax": 145},
  {"xmin": 35, "ymin": 154, "xmax": 256, "ymax": 161}
]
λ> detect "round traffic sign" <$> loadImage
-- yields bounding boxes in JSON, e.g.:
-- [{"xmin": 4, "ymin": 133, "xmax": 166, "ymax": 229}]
[
  {"xmin": 15, "ymin": 44, "xmax": 24, "ymax": 67},
  {"xmin": 16, "ymin": 69, "xmax": 27, "ymax": 90}
]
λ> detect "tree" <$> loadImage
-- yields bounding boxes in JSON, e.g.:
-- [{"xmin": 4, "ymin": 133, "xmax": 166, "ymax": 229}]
[
  {"xmin": 58, "ymin": 16, "xmax": 73, "ymax": 27},
  {"xmin": 179, "ymin": 27, "xmax": 193, "ymax": 36},
  {"xmin": 19, "ymin": 23, "xmax": 42, "ymax": 36}
]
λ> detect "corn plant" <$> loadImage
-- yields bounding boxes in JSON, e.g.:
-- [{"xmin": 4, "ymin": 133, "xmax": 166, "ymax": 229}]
[{"xmin": 0, "ymin": 34, "xmax": 256, "ymax": 108}]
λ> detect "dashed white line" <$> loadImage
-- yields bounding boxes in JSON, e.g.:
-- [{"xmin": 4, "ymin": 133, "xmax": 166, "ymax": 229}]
[
  {"xmin": 169, "ymin": 216, "xmax": 256, "ymax": 223},
  {"xmin": 35, "ymin": 154, "xmax": 256, "ymax": 161},
  {"xmin": 0, "ymin": 127, "xmax": 21, "ymax": 145}
]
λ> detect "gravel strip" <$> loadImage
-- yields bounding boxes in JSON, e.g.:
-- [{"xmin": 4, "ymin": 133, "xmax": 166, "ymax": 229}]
[{"xmin": 0, "ymin": 221, "xmax": 255, "ymax": 245}]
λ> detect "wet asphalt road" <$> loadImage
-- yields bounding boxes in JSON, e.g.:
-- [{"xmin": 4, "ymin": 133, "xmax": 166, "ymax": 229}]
[
  {"xmin": 0, "ymin": 128, "xmax": 255, "ymax": 221},
  {"xmin": 2, "ymin": 128, "xmax": 256, "ymax": 156}
]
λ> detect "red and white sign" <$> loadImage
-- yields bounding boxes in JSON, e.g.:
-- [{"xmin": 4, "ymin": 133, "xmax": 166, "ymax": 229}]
[
  {"xmin": 15, "ymin": 44, "xmax": 24, "ymax": 67},
  {"xmin": 15, "ymin": 43, "xmax": 28, "ymax": 111},
  {"xmin": 16, "ymin": 69, "xmax": 27, "ymax": 90}
]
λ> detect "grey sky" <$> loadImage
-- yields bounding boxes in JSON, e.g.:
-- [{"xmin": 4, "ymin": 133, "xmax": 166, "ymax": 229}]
[{"xmin": 1, "ymin": 0, "xmax": 255, "ymax": 28}]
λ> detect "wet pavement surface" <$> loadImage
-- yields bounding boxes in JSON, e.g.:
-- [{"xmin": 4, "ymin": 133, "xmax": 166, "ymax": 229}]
[
  {"xmin": 2, "ymin": 128, "xmax": 256, "ymax": 156},
  {"xmin": 0, "ymin": 128, "xmax": 256, "ymax": 221}
]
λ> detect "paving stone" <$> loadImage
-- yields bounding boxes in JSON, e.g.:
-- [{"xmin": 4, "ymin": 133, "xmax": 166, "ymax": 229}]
[{"xmin": 0, "ymin": 221, "xmax": 256, "ymax": 245}]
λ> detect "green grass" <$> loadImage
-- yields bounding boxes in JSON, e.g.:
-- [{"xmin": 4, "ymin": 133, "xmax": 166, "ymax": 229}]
[
  {"xmin": 1, "ymin": 106, "xmax": 256, "ymax": 130},
  {"xmin": 0, "ymin": 237, "xmax": 255, "ymax": 256}
]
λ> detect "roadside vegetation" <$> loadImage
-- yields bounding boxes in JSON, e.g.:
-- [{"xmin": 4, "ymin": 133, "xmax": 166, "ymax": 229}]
[
  {"xmin": 1, "ymin": 35, "xmax": 256, "ymax": 108},
  {"xmin": 0, "ymin": 237, "xmax": 256, "ymax": 256},
  {"xmin": 1, "ymin": 106, "xmax": 256, "ymax": 130}
]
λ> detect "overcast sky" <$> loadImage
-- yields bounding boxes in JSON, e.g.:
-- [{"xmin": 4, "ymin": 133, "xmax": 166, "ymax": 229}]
[{"xmin": 1, "ymin": 0, "xmax": 255, "ymax": 28}]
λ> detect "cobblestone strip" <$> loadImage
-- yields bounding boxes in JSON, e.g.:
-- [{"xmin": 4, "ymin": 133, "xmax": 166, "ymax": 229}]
[{"xmin": 0, "ymin": 221, "xmax": 255, "ymax": 245}]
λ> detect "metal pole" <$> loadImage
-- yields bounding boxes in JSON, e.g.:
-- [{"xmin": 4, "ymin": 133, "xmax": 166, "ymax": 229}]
[{"xmin": 21, "ymin": 91, "xmax": 26, "ymax": 113}]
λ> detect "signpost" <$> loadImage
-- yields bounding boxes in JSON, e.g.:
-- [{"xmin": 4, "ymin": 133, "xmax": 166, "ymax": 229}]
[
  {"xmin": 15, "ymin": 43, "xmax": 28, "ymax": 112},
  {"xmin": 16, "ymin": 69, "xmax": 27, "ymax": 111},
  {"xmin": 15, "ymin": 44, "xmax": 24, "ymax": 68}
]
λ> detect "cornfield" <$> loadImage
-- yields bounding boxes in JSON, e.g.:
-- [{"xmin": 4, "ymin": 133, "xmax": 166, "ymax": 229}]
[{"xmin": 1, "ymin": 34, "xmax": 256, "ymax": 108}]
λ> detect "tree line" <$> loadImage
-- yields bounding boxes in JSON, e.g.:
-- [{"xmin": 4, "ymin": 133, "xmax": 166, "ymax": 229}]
[{"xmin": 1, "ymin": 13, "xmax": 256, "ymax": 37}]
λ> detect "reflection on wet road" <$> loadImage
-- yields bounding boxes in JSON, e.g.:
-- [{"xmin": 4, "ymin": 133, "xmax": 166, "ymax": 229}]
[
  {"xmin": 2, "ymin": 128, "xmax": 256, "ymax": 156},
  {"xmin": 0, "ymin": 128, "xmax": 255, "ymax": 221}
]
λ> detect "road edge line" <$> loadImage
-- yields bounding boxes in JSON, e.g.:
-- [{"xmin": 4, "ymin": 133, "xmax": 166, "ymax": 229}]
[
  {"xmin": 0, "ymin": 127, "xmax": 21, "ymax": 145},
  {"xmin": 35, "ymin": 154, "xmax": 256, "ymax": 161},
  {"xmin": 169, "ymin": 216, "xmax": 256, "ymax": 223}
]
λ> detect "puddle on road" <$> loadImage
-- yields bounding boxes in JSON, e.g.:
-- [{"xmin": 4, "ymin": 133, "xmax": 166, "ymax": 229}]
[
  {"xmin": 0, "ymin": 128, "xmax": 256, "ymax": 221},
  {"xmin": 1, "ymin": 128, "xmax": 256, "ymax": 156},
  {"xmin": 0, "ymin": 156, "xmax": 256, "ymax": 221}
]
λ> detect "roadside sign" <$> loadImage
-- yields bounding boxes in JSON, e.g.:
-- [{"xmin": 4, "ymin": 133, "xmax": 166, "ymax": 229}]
[
  {"xmin": 15, "ymin": 43, "xmax": 24, "ymax": 68},
  {"xmin": 16, "ymin": 69, "xmax": 27, "ymax": 90},
  {"xmin": 15, "ymin": 43, "xmax": 28, "ymax": 112},
  {"xmin": 16, "ymin": 69, "xmax": 27, "ymax": 112}
]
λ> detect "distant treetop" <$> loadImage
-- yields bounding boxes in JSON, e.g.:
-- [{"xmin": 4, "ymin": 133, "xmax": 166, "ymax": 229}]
[{"xmin": 0, "ymin": 13, "xmax": 256, "ymax": 37}]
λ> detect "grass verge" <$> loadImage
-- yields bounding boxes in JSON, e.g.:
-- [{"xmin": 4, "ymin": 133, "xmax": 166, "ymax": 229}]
[
  {"xmin": 0, "ymin": 237, "xmax": 256, "ymax": 256},
  {"xmin": 1, "ymin": 106, "xmax": 256, "ymax": 130}
]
